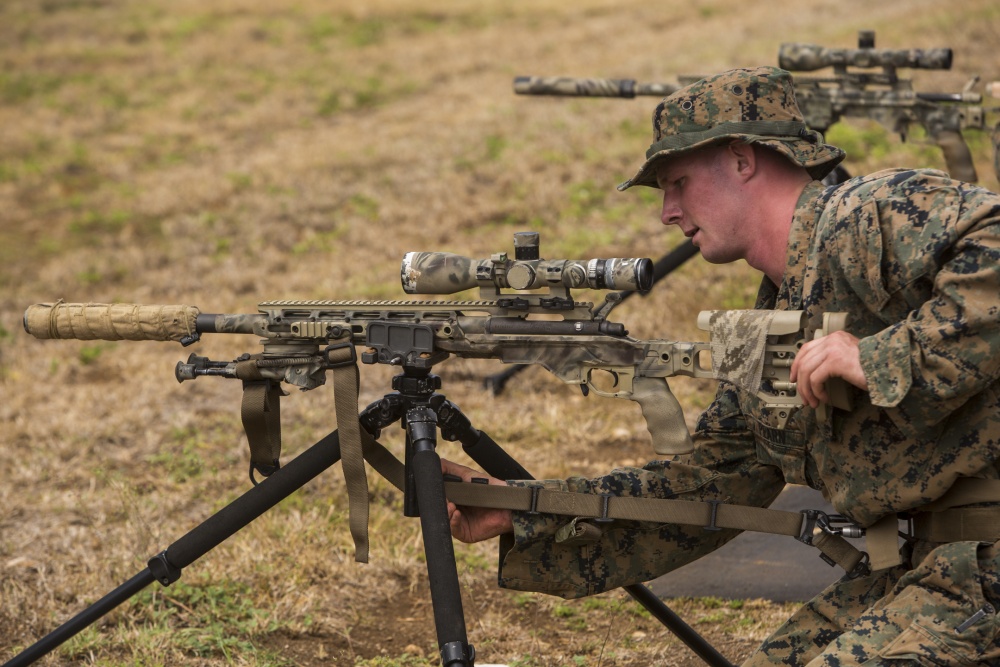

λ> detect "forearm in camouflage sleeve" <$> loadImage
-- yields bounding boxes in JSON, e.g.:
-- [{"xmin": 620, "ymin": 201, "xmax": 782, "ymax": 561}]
[
  {"xmin": 498, "ymin": 385, "xmax": 784, "ymax": 598},
  {"xmin": 859, "ymin": 184, "xmax": 1000, "ymax": 426}
]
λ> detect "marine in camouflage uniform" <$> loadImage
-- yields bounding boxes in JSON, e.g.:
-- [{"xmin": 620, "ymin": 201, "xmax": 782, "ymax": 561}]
[{"xmin": 491, "ymin": 67, "xmax": 1000, "ymax": 664}]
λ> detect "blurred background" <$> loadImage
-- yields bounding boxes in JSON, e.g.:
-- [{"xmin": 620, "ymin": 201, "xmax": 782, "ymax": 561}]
[{"xmin": 2, "ymin": 1, "xmax": 998, "ymax": 665}]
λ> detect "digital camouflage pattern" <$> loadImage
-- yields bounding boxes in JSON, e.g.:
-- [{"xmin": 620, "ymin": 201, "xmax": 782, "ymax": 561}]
[
  {"xmin": 777, "ymin": 42, "xmax": 954, "ymax": 72},
  {"xmin": 704, "ymin": 309, "xmax": 777, "ymax": 395},
  {"xmin": 617, "ymin": 66, "xmax": 845, "ymax": 190},
  {"xmin": 499, "ymin": 167, "xmax": 1000, "ymax": 662},
  {"xmin": 746, "ymin": 540, "xmax": 1000, "ymax": 665}
]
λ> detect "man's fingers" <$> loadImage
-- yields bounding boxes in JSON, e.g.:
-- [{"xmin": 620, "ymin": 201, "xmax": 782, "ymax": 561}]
[{"xmin": 791, "ymin": 331, "xmax": 867, "ymax": 409}]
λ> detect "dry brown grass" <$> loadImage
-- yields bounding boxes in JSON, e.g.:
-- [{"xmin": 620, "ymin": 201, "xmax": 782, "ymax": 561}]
[{"xmin": 2, "ymin": 1, "xmax": 999, "ymax": 665}]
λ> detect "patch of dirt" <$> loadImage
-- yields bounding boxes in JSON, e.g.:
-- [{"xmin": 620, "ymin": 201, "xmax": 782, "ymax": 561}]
[{"xmin": 255, "ymin": 578, "xmax": 765, "ymax": 667}]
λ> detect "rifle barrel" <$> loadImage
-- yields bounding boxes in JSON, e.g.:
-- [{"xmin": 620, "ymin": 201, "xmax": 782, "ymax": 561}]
[
  {"xmin": 513, "ymin": 76, "xmax": 678, "ymax": 98},
  {"xmin": 917, "ymin": 92, "xmax": 982, "ymax": 103}
]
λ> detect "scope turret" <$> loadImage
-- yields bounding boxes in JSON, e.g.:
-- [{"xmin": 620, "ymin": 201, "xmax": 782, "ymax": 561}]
[{"xmin": 401, "ymin": 232, "xmax": 653, "ymax": 295}]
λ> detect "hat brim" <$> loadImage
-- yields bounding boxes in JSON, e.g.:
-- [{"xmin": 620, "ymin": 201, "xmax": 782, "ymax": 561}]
[{"xmin": 617, "ymin": 133, "xmax": 845, "ymax": 191}]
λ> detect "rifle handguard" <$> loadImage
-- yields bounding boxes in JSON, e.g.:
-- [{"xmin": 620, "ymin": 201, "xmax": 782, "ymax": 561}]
[{"xmin": 24, "ymin": 302, "xmax": 201, "ymax": 343}]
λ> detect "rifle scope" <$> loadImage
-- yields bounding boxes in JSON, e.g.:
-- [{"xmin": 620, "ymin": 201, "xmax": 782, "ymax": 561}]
[
  {"xmin": 778, "ymin": 43, "xmax": 953, "ymax": 72},
  {"xmin": 401, "ymin": 232, "xmax": 653, "ymax": 294}
]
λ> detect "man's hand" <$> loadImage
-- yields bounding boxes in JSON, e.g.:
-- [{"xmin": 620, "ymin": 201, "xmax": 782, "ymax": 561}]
[
  {"xmin": 790, "ymin": 330, "xmax": 869, "ymax": 408},
  {"xmin": 441, "ymin": 459, "xmax": 514, "ymax": 543}
]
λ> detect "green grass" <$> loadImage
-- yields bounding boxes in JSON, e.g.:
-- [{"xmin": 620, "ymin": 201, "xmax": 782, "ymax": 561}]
[{"xmin": 59, "ymin": 576, "xmax": 294, "ymax": 665}]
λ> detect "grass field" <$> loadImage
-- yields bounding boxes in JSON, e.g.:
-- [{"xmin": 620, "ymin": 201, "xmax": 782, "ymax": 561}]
[{"xmin": 2, "ymin": 1, "xmax": 999, "ymax": 665}]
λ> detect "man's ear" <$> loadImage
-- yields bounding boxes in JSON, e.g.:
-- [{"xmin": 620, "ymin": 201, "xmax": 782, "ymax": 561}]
[{"xmin": 726, "ymin": 142, "xmax": 756, "ymax": 181}]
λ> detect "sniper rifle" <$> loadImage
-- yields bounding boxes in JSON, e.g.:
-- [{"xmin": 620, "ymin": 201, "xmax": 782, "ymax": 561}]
[{"xmin": 14, "ymin": 232, "xmax": 858, "ymax": 667}]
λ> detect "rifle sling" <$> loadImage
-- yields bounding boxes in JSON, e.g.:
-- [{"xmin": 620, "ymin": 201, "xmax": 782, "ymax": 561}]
[
  {"xmin": 237, "ymin": 356, "xmax": 282, "ymax": 480},
  {"xmin": 867, "ymin": 478, "xmax": 1000, "ymax": 569},
  {"xmin": 442, "ymin": 482, "xmax": 868, "ymax": 576},
  {"xmin": 236, "ymin": 348, "xmax": 376, "ymax": 563},
  {"xmin": 335, "ymin": 433, "xmax": 870, "ymax": 577},
  {"xmin": 327, "ymin": 344, "xmax": 370, "ymax": 563}
]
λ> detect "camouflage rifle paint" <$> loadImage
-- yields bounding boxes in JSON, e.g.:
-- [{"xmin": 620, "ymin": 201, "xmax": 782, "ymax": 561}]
[
  {"xmin": 780, "ymin": 40, "xmax": 992, "ymax": 183},
  {"xmin": 400, "ymin": 250, "xmax": 652, "ymax": 293},
  {"xmin": 512, "ymin": 75, "xmax": 679, "ymax": 98}
]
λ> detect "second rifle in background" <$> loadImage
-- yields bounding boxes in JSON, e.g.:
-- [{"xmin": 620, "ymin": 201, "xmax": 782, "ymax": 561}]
[{"xmin": 515, "ymin": 30, "xmax": 1000, "ymax": 184}]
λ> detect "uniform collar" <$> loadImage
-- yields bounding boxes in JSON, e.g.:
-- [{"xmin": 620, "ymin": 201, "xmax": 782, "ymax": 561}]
[{"xmin": 755, "ymin": 180, "xmax": 828, "ymax": 310}]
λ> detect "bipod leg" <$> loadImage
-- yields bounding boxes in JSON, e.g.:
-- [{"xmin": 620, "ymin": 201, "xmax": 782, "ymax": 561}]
[
  {"xmin": 453, "ymin": 422, "xmax": 734, "ymax": 667},
  {"xmin": 3, "ymin": 429, "xmax": 347, "ymax": 667},
  {"xmin": 406, "ymin": 406, "xmax": 475, "ymax": 667}
]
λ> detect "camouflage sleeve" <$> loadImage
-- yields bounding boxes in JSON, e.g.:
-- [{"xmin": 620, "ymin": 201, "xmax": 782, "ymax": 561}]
[
  {"xmin": 853, "ymin": 178, "xmax": 1000, "ymax": 427},
  {"xmin": 498, "ymin": 384, "xmax": 784, "ymax": 599}
]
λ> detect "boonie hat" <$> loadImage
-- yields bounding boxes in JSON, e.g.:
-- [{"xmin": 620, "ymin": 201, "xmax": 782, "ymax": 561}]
[{"xmin": 618, "ymin": 66, "xmax": 845, "ymax": 190}]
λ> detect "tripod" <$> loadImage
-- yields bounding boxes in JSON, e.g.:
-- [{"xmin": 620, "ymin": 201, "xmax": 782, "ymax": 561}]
[{"xmin": 3, "ymin": 362, "xmax": 733, "ymax": 667}]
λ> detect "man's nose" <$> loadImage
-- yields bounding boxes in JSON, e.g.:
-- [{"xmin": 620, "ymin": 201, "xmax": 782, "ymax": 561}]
[{"xmin": 661, "ymin": 195, "xmax": 681, "ymax": 226}]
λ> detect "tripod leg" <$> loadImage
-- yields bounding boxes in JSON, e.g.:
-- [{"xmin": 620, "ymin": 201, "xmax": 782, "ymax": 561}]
[
  {"xmin": 460, "ymin": 428, "xmax": 735, "ymax": 667},
  {"xmin": 2, "ymin": 570, "xmax": 156, "ymax": 667},
  {"xmin": 407, "ymin": 408, "xmax": 475, "ymax": 667},
  {"xmin": 3, "ymin": 430, "xmax": 346, "ymax": 667}
]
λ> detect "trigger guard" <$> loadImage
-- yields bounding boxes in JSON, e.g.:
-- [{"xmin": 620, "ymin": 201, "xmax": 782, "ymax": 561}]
[{"xmin": 585, "ymin": 368, "xmax": 632, "ymax": 399}]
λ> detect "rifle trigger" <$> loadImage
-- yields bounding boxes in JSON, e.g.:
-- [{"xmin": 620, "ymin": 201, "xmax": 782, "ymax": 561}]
[{"xmin": 580, "ymin": 383, "xmax": 589, "ymax": 397}]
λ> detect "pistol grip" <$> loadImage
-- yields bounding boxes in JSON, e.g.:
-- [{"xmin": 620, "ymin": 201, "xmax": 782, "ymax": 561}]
[
  {"xmin": 933, "ymin": 128, "xmax": 978, "ymax": 183},
  {"xmin": 632, "ymin": 376, "xmax": 694, "ymax": 456}
]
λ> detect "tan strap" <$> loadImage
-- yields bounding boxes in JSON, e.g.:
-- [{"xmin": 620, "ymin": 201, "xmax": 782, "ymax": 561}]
[
  {"xmin": 444, "ymin": 484, "xmax": 799, "ymax": 535},
  {"xmin": 865, "ymin": 514, "xmax": 903, "ymax": 571},
  {"xmin": 443, "ymin": 482, "xmax": 867, "ymax": 576},
  {"xmin": 361, "ymin": 431, "xmax": 404, "ymax": 491},
  {"xmin": 240, "ymin": 381, "xmax": 283, "ymax": 479},
  {"xmin": 327, "ymin": 343, "xmax": 370, "ymax": 563},
  {"xmin": 810, "ymin": 529, "xmax": 867, "ymax": 574},
  {"xmin": 236, "ymin": 355, "xmax": 282, "ymax": 480}
]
